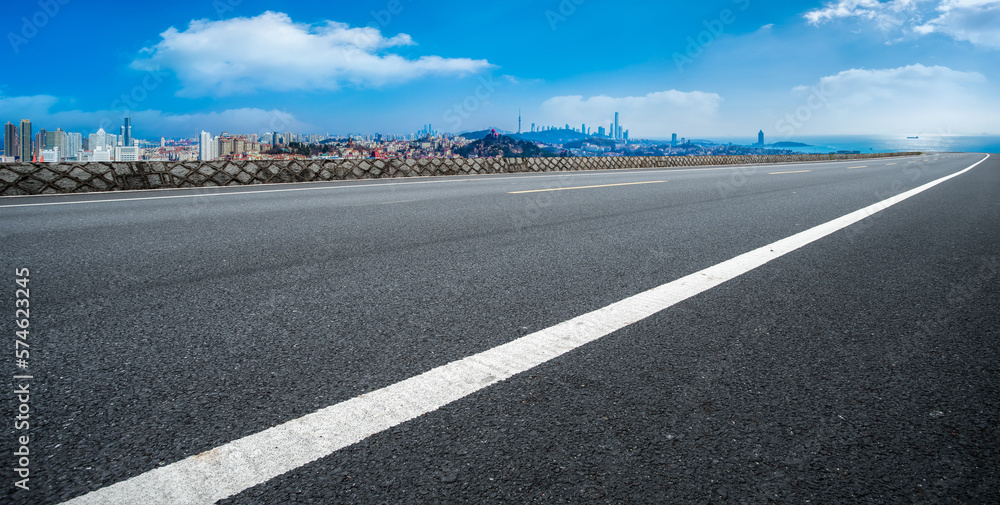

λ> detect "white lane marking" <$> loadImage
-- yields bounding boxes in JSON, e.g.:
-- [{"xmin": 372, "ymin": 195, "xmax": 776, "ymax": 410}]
[
  {"xmin": 61, "ymin": 154, "xmax": 987, "ymax": 505},
  {"xmin": 1, "ymin": 156, "xmax": 925, "ymax": 209}
]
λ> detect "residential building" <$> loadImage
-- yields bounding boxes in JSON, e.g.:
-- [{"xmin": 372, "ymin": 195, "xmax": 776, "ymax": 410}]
[
  {"xmin": 200, "ymin": 131, "xmax": 216, "ymax": 161},
  {"xmin": 19, "ymin": 120, "xmax": 32, "ymax": 161},
  {"xmin": 4, "ymin": 122, "xmax": 17, "ymax": 160}
]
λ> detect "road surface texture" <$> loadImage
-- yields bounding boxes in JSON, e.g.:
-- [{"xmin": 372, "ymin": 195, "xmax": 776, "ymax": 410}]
[{"xmin": 2, "ymin": 153, "xmax": 998, "ymax": 504}]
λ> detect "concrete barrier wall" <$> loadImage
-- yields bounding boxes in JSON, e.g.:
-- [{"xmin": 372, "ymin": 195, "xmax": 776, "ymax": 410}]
[{"xmin": 0, "ymin": 152, "xmax": 922, "ymax": 196}]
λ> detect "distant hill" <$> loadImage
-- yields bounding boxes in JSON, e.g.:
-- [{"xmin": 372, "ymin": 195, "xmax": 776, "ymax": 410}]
[
  {"xmin": 455, "ymin": 133, "xmax": 554, "ymax": 158},
  {"xmin": 771, "ymin": 141, "xmax": 812, "ymax": 147},
  {"xmin": 457, "ymin": 128, "xmax": 515, "ymax": 139}
]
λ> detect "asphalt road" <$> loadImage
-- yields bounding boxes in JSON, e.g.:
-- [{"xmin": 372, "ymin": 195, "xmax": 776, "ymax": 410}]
[{"xmin": 2, "ymin": 153, "xmax": 998, "ymax": 504}]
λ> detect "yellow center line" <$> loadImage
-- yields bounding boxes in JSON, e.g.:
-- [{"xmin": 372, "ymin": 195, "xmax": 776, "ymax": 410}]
[
  {"xmin": 508, "ymin": 180, "xmax": 666, "ymax": 194},
  {"xmin": 847, "ymin": 166, "xmax": 868, "ymax": 169},
  {"xmin": 768, "ymin": 170, "xmax": 812, "ymax": 175}
]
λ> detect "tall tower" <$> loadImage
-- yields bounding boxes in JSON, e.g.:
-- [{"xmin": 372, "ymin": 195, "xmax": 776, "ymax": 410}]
[
  {"xmin": 518, "ymin": 109, "xmax": 522, "ymax": 134},
  {"xmin": 19, "ymin": 120, "xmax": 32, "ymax": 161},
  {"xmin": 614, "ymin": 112, "xmax": 619, "ymax": 140},
  {"xmin": 121, "ymin": 117, "xmax": 132, "ymax": 147},
  {"xmin": 4, "ymin": 122, "xmax": 17, "ymax": 160},
  {"xmin": 758, "ymin": 130, "xmax": 764, "ymax": 146},
  {"xmin": 200, "ymin": 131, "xmax": 214, "ymax": 161},
  {"xmin": 35, "ymin": 129, "xmax": 47, "ymax": 159}
]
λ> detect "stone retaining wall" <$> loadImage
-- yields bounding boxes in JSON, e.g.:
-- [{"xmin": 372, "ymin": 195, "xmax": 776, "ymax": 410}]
[{"xmin": 0, "ymin": 152, "xmax": 922, "ymax": 196}]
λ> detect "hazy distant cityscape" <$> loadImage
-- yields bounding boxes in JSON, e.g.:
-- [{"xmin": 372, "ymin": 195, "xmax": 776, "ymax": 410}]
[{"xmin": 1, "ymin": 111, "xmax": 814, "ymax": 164}]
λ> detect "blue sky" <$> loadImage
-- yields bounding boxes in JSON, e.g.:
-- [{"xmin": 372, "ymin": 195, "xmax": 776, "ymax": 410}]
[{"xmin": 2, "ymin": 0, "xmax": 999, "ymax": 140}]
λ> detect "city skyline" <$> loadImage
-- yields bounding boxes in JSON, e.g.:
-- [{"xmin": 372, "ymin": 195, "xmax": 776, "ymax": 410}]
[{"xmin": 2, "ymin": 1, "xmax": 999, "ymax": 140}]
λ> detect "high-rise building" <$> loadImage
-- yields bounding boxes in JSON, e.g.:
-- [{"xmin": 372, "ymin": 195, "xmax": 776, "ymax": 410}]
[
  {"xmin": 614, "ymin": 112, "xmax": 619, "ymax": 140},
  {"xmin": 89, "ymin": 128, "xmax": 108, "ymax": 154},
  {"xmin": 757, "ymin": 130, "xmax": 764, "ymax": 146},
  {"xmin": 18, "ymin": 120, "xmax": 31, "ymax": 161},
  {"xmin": 671, "ymin": 133, "xmax": 677, "ymax": 146},
  {"xmin": 597, "ymin": 126, "xmax": 606, "ymax": 137},
  {"xmin": 121, "ymin": 117, "xmax": 132, "ymax": 147},
  {"xmin": 46, "ymin": 128, "xmax": 68, "ymax": 160},
  {"xmin": 4, "ymin": 122, "xmax": 17, "ymax": 160},
  {"xmin": 581, "ymin": 124, "xmax": 586, "ymax": 136},
  {"xmin": 35, "ymin": 129, "xmax": 47, "ymax": 159},
  {"xmin": 67, "ymin": 132, "xmax": 82, "ymax": 159},
  {"xmin": 200, "ymin": 131, "xmax": 215, "ymax": 161}
]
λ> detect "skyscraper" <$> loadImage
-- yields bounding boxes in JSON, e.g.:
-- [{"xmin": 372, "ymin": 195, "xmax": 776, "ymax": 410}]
[
  {"xmin": 35, "ymin": 129, "xmax": 46, "ymax": 160},
  {"xmin": 89, "ymin": 128, "xmax": 108, "ymax": 153},
  {"xmin": 18, "ymin": 120, "xmax": 31, "ymax": 161},
  {"xmin": 67, "ymin": 132, "xmax": 82, "ymax": 159},
  {"xmin": 614, "ymin": 112, "xmax": 619, "ymax": 140},
  {"xmin": 671, "ymin": 133, "xmax": 678, "ymax": 146},
  {"xmin": 46, "ymin": 129, "xmax": 67, "ymax": 161},
  {"xmin": 4, "ymin": 122, "xmax": 17, "ymax": 160},
  {"xmin": 200, "ymin": 131, "xmax": 215, "ymax": 161},
  {"xmin": 758, "ymin": 130, "xmax": 764, "ymax": 146},
  {"xmin": 121, "ymin": 117, "xmax": 132, "ymax": 147}
]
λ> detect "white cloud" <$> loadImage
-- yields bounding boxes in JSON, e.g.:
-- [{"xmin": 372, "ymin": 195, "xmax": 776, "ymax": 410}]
[
  {"xmin": 0, "ymin": 94, "xmax": 312, "ymax": 138},
  {"xmin": 804, "ymin": 0, "xmax": 917, "ymax": 25},
  {"xmin": 915, "ymin": 0, "xmax": 1000, "ymax": 48},
  {"xmin": 776, "ymin": 64, "xmax": 997, "ymax": 134},
  {"xmin": 538, "ymin": 90, "xmax": 723, "ymax": 138},
  {"xmin": 804, "ymin": 0, "xmax": 1000, "ymax": 47},
  {"xmin": 131, "ymin": 12, "xmax": 494, "ymax": 97}
]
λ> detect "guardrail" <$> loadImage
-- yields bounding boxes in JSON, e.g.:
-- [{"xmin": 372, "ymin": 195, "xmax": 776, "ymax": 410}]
[{"xmin": 0, "ymin": 152, "xmax": 922, "ymax": 196}]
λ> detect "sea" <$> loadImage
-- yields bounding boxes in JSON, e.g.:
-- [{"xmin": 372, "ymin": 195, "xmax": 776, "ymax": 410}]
[{"xmin": 706, "ymin": 134, "xmax": 1000, "ymax": 154}]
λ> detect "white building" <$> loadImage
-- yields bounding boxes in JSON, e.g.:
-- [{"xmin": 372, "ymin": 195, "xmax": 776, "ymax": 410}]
[
  {"xmin": 88, "ymin": 128, "xmax": 108, "ymax": 153},
  {"xmin": 87, "ymin": 146, "xmax": 112, "ymax": 162},
  {"xmin": 40, "ymin": 147, "xmax": 60, "ymax": 163},
  {"xmin": 199, "ymin": 131, "xmax": 217, "ymax": 161},
  {"xmin": 115, "ymin": 144, "xmax": 140, "ymax": 161}
]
